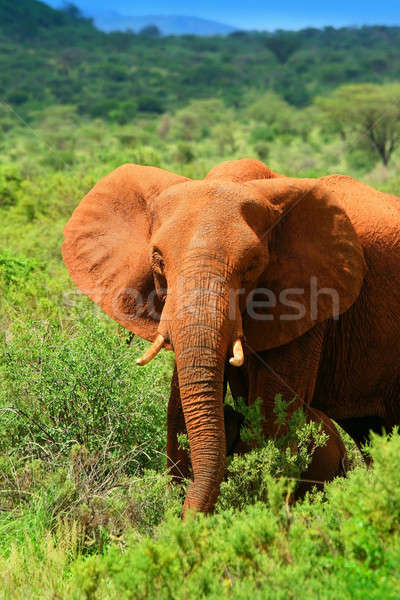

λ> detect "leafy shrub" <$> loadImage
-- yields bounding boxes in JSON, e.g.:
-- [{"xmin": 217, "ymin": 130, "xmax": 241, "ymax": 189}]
[
  {"xmin": 0, "ymin": 165, "xmax": 23, "ymax": 208},
  {"xmin": 250, "ymin": 124, "xmax": 276, "ymax": 143},
  {"xmin": 254, "ymin": 140, "xmax": 269, "ymax": 160},
  {"xmin": 130, "ymin": 146, "xmax": 163, "ymax": 166},
  {"xmin": 0, "ymin": 317, "xmax": 170, "ymax": 472},
  {"xmin": 0, "ymin": 450, "xmax": 181, "ymax": 555},
  {"xmin": 218, "ymin": 396, "xmax": 328, "ymax": 511},
  {"xmin": 65, "ymin": 432, "xmax": 400, "ymax": 600},
  {"xmin": 172, "ymin": 142, "xmax": 195, "ymax": 164},
  {"xmin": 41, "ymin": 149, "xmax": 76, "ymax": 170},
  {"xmin": 0, "ymin": 250, "xmax": 38, "ymax": 286},
  {"xmin": 3, "ymin": 395, "xmax": 400, "ymax": 599},
  {"xmin": 108, "ymin": 101, "xmax": 138, "ymax": 125}
]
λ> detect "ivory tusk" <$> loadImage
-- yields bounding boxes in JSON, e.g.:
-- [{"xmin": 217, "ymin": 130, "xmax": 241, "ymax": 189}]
[
  {"xmin": 136, "ymin": 334, "xmax": 165, "ymax": 366},
  {"xmin": 229, "ymin": 338, "xmax": 244, "ymax": 367}
]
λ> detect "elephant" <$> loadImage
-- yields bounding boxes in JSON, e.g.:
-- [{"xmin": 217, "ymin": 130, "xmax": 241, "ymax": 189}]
[{"xmin": 62, "ymin": 158, "xmax": 400, "ymax": 515}]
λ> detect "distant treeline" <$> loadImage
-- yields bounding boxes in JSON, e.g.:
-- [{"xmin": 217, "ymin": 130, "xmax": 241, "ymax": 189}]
[{"xmin": 1, "ymin": 0, "xmax": 400, "ymax": 117}]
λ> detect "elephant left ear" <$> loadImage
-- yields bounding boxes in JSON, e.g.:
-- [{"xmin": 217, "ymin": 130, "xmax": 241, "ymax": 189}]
[
  {"xmin": 62, "ymin": 164, "xmax": 189, "ymax": 341},
  {"xmin": 243, "ymin": 178, "xmax": 367, "ymax": 351}
]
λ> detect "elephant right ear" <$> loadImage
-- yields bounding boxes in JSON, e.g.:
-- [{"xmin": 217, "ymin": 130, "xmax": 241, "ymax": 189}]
[{"xmin": 62, "ymin": 164, "xmax": 189, "ymax": 341}]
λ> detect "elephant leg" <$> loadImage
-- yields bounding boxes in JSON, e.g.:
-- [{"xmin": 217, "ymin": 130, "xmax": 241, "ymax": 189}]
[
  {"xmin": 295, "ymin": 408, "xmax": 348, "ymax": 499},
  {"xmin": 224, "ymin": 365, "xmax": 249, "ymax": 456},
  {"xmin": 167, "ymin": 364, "xmax": 191, "ymax": 482},
  {"xmin": 224, "ymin": 404, "xmax": 245, "ymax": 456}
]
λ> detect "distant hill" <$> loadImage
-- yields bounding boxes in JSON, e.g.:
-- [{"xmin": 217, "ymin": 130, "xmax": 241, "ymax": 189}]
[{"xmin": 93, "ymin": 13, "xmax": 236, "ymax": 36}]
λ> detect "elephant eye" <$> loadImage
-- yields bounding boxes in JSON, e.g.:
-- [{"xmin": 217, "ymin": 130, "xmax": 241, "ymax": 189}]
[{"xmin": 248, "ymin": 259, "xmax": 259, "ymax": 272}]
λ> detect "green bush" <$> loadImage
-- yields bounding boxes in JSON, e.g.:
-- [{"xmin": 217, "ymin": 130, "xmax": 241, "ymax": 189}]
[
  {"xmin": 173, "ymin": 142, "xmax": 195, "ymax": 164},
  {"xmin": 0, "ymin": 317, "xmax": 170, "ymax": 472},
  {"xmin": 62, "ymin": 432, "xmax": 400, "ymax": 600},
  {"xmin": 0, "ymin": 165, "xmax": 23, "ymax": 208},
  {"xmin": 108, "ymin": 101, "xmax": 138, "ymax": 125},
  {"xmin": 0, "ymin": 452, "xmax": 181, "ymax": 555},
  {"xmin": 254, "ymin": 140, "xmax": 270, "ymax": 160},
  {"xmin": 0, "ymin": 250, "xmax": 38, "ymax": 285},
  {"xmin": 218, "ymin": 397, "xmax": 329, "ymax": 511}
]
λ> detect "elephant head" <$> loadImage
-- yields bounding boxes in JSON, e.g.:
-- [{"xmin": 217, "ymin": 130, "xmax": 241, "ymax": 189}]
[{"xmin": 62, "ymin": 159, "xmax": 365, "ymax": 515}]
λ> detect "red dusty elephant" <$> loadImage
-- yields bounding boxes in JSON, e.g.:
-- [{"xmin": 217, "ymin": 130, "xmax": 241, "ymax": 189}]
[{"xmin": 62, "ymin": 158, "xmax": 400, "ymax": 515}]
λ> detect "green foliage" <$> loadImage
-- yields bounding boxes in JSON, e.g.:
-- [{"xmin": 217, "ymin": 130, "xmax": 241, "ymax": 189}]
[
  {"xmin": 0, "ymin": 450, "xmax": 181, "ymax": 555},
  {"xmin": 234, "ymin": 396, "xmax": 266, "ymax": 446},
  {"xmin": 218, "ymin": 396, "xmax": 328, "ymax": 511},
  {"xmin": 173, "ymin": 142, "xmax": 195, "ymax": 164},
  {"xmin": 0, "ymin": 250, "xmax": 38, "ymax": 285},
  {"xmin": 248, "ymin": 92, "xmax": 304, "ymax": 140},
  {"xmin": 177, "ymin": 433, "xmax": 190, "ymax": 452},
  {"xmin": 0, "ymin": 317, "xmax": 169, "ymax": 472},
  {"xmin": 253, "ymin": 140, "xmax": 270, "ymax": 160},
  {"xmin": 108, "ymin": 100, "xmax": 137, "ymax": 124},
  {"xmin": 316, "ymin": 83, "xmax": 400, "ymax": 165},
  {"xmin": 0, "ymin": 165, "xmax": 23, "ymax": 209},
  {"xmin": 17, "ymin": 432, "xmax": 392, "ymax": 600}
]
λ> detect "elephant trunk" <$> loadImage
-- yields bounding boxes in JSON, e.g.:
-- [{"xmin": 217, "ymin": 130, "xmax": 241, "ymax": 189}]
[{"xmin": 171, "ymin": 264, "xmax": 234, "ymax": 514}]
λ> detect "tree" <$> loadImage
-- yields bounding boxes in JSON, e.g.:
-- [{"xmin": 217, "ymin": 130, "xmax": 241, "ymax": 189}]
[
  {"xmin": 316, "ymin": 84, "xmax": 400, "ymax": 166},
  {"xmin": 262, "ymin": 31, "xmax": 303, "ymax": 64},
  {"xmin": 169, "ymin": 99, "xmax": 231, "ymax": 141}
]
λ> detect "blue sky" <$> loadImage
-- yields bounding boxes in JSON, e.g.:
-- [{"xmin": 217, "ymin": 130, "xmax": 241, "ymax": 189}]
[{"xmin": 46, "ymin": 0, "xmax": 400, "ymax": 29}]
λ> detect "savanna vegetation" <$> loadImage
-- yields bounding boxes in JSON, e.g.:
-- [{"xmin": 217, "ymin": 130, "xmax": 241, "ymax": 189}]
[
  {"xmin": 2, "ymin": 0, "xmax": 400, "ymax": 114},
  {"xmin": 1, "ymin": 1, "xmax": 400, "ymax": 598}
]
